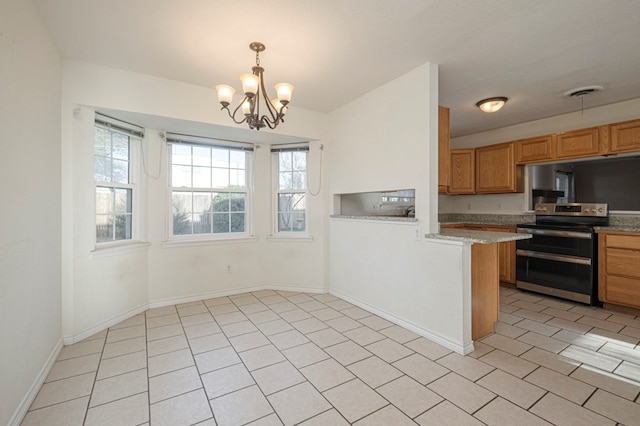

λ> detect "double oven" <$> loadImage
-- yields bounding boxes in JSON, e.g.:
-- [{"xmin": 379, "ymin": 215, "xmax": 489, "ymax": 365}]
[{"xmin": 516, "ymin": 203, "xmax": 609, "ymax": 305}]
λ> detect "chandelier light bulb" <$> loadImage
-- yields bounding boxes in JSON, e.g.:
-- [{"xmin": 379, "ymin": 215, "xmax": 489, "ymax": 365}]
[
  {"xmin": 241, "ymin": 100, "xmax": 252, "ymax": 116},
  {"xmin": 275, "ymin": 83, "xmax": 294, "ymax": 104},
  {"xmin": 215, "ymin": 85, "xmax": 235, "ymax": 106},
  {"xmin": 271, "ymin": 98, "xmax": 288, "ymax": 116},
  {"xmin": 240, "ymin": 74, "xmax": 259, "ymax": 97}
]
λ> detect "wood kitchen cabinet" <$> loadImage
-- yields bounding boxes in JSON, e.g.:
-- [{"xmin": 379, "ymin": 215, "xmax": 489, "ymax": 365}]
[
  {"xmin": 609, "ymin": 118, "xmax": 640, "ymax": 154},
  {"xmin": 554, "ymin": 126, "xmax": 607, "ymax": 159},
  {"xmin": 598, "ymin": 231, "xmax": 640, "ymax": 309},
  {"xmin": 484, "ymin": 226, "xmax": 516, "ymax": 284},
  {"xmin": 515, "ymin": 135, "xmax": 554, "ymax": 164},
  {"xmin": 475, "ymin": 142, "xmax": 524, "ymax": 194},
  {"xmin": 471, "ymin": 242, "xmax": 499, "ymax": 340},
  {"xmin": 449, "ymin": 149, "xmax": 475, "ymax": 194},
  {"xmin": 438, "ymin": 106, "xmax": 451, "ymax": 194}
]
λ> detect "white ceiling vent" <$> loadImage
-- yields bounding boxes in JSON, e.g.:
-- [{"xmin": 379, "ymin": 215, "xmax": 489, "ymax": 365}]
[{"xmin": 564, "ymin": 85, "xmax": 605, "ymax": 99}]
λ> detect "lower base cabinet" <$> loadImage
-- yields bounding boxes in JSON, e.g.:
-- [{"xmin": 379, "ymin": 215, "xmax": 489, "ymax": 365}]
[
  {"xmin": 598, "ymin": 231, "xmax": 640, "ymax": 309},
  {"xmin": 471, "ymin": 243, "xmax": 499, "ymax": 340}
]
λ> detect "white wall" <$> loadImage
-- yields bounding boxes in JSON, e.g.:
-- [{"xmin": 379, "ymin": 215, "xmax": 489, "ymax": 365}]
[
  {"xmin": 61, "ymin": 61, "xmax": 330, "ymax": 340},
  {"xmin": 328, "ymin": 63, "xmax": 474, "ymax": 353},
  {"xmin": 0, "ymin": 1, "xmax": 62, "ymax": 424},
  {"xmin": 440, "ymin": 98, "xmax": 640, "ymax": 214}
]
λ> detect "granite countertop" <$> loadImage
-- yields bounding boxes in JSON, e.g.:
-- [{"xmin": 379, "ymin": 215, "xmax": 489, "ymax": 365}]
[
  {"xmin": 426, "ymin": 229, "xmax": 532, "ymax": 244},
  {"xmin": 596, "ymin": 226, "xmax": 640, "ymax": 232},
  {"xmin": 330, "ymin": 214, "xmax": 418, "ymax": 222}
]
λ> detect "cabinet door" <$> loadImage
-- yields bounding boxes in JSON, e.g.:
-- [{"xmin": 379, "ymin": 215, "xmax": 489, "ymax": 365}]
[
  {"xmin": 609, "ymin": 119, "xmax": 640, "ymax": 154},
  {"xmin": 554, "ymin": 127, "xmax": 606, "ymax": 159},
  {"xmin": 449, "ymin": 149, "xmax": 475, "ymax": 194},
  {"xmin": 484, "ymin": 226, "xmax": 516, "ymax": 284},
  {"xmin": 438, "ymin": 106, "xmax": 451, "ymax": 194},
  {"xmin": 475, "ymin": 142, "xmax": 523, "ymax": 193},
  {"xmin": 515, "ymin": 135, "xmax": 554, "ymax": 164},
  {"xmin": 599, "ymin": 232, "xmax": 640, "ymax": 308}
]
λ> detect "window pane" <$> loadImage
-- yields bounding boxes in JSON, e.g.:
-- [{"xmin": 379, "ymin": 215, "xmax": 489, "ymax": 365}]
[
  {"xmin": 278, "ymin": 193, "xmax": 306, "ymax": 232},
  {"xmin": 212, "ymin": 168, "xmax": 230, "ymax": 188},
  {"xmin": 114, "ymin": 188, "xmax": 132, "ymax": 213},
  {"xmin": 115, "ymin": 214, "xmax": 132, "ymax": 240},
  {"xmin": 94, "ymin": 128, "xmax": 111, "ymax": 156},
  {"xmin": 212, "ymin": 148, "xmax": 229, "ymax": 168},
  {"xmin": 172, "ymin": 192, "xmax": 192, "ymax": 235},
  {"xmin": 192, "ymin": 146, "xmax": 211, "ymax": 167},
  {"xmin": 172, "ymin": 145, "xmax": 192, "ymax": 165},
  {"xmin": 279, "ymin": 152, "xmax": 292, "ymax": 172},
  {"xmin": 230, "ymin": 213, "xmax": 245, "ymax": 233},
  {"xmin": 112, "ymin": 159, "xmax": 129, "ymax": 184},
  {"xmin": 230, "ymin": 151, "xmax": 246, "ymax": 169},
  {"xmin": 292, "ymin": 152, "xmax": 306, "ymax": 171},
  {"xmin": 96, "ymin": 187, "xmax": 114, "ymax": 214},
  {"xmin": 193, "ymin": 212, "xmax": 212, "ymax": 234},
  {"xmin": 192, "ymin": 166, "xmax": 212, "ymax": 188},
  {"xmin": 213, "ymin": 213, "xmax": 229, "ymax": 233},
  {"xmin": 96, "ymin": 215, "xmax": 113, "ymax": 242},
  {"xmin": 172, "ymin": 165, "xmax": 192, "ymax": 187},
  {"xmin": 212, "ymin": 193, "xmax": 230, "ymax": 212},
  {"xmin": 112, "ymin": 134, "xmax": 130, "ymax": 160},
  {"xmin": 279, "ymin": 171, "xmax": 292, "ymax": 190},
  {"xmin": 291, "ymin": 171, "xmax": 306, "ymax": 190},
  {"xmin": 229, "ymin": 169, "xmax": 246, "ymax": 188},
  {"xmin": 95, "ymin": 156, "xmax": 112, "ymax": 182},
  {"xmin": 193, "ymin": 192, "xmax": 211, "ymax": 213},
  {"xmin": 230, "ymin": 193, "xmax": 245, "ymax": 212}
]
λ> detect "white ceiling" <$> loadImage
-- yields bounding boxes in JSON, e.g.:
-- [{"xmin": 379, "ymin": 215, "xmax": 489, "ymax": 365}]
[{"xmin": 33, "ymin": 0, "xmax": 640, "ymax": 138}]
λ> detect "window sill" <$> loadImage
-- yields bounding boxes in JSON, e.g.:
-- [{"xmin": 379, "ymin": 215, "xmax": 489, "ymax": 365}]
[
  {"xmin": 266, "ymin": 234, "xmax": 314, "ymax": 242},
  {"xmin": 161, "ymin": 235, "xmax": 259, "ymax": 248},
  {"xmin": 90, "ymin": 241, "xmax": 150, "ymax": 259}
]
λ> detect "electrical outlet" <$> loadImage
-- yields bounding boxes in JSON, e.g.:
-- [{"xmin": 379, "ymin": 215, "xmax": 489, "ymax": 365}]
[
  {"xmin": 226, "ymin": 265, "xmax": 231, "ymax": 273},
  {"xmin": 414, "ymin": 227, "xmax": 421, "ymax": 240},
  {"xmin": 467, "ymin": 203, "xmax": 471, "ymax": 211},
  {"xmin": 498, "ymin": 203, "xmax": 503, "ymax": 210}
]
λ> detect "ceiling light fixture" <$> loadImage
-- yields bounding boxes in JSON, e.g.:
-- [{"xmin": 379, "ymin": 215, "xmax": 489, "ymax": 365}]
[
  {"xmin": 216, "ymin": 42, "xmax": 294, "ymax": 131},
  {"xmin": 476, "ymin": 97, "xmax": 508, "ymax": 113}
]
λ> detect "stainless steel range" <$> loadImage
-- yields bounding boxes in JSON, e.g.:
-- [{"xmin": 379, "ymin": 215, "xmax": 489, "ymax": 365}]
[{"xmin": 516, "ymin": 203, "xmax": 609, "ymax": 305}]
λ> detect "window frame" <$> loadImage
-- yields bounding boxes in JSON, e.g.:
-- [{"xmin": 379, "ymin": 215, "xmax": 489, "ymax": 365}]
[
  {"xmin": 167, "ymin": 138, "xmax": 254, "ymax": 241},
  {"xmin": 93, "ymin": 121, "xmax": 143, "ymax": 248},
  {"xmin": 272, "ymin": 145, "xmax": 310, "ymax": 236}
]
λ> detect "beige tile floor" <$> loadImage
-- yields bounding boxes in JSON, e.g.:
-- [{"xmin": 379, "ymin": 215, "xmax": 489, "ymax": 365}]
[{"xmin": 21, "ymin": 287, "xmax": 640, "ymax": 425}]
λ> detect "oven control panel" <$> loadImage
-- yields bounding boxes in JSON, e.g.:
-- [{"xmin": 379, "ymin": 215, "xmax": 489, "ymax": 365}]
[{"xmin": 534, "ymin": 203, "xmax": 608, "ymax": 217}]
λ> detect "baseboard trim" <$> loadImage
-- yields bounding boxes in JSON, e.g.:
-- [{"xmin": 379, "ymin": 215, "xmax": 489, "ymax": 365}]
[
  {"xmin": 330, "ymin": 289, "xmax": 473, "ymax": 355},
  {"xmin": 9, "ymin": 338, "xmax": 63, "ymax": 426},
  {"xmin": 63, "ymin": 303, "xmax": 149, "ymax": 345},
  {"xmin": 65, "ymin": 284, "xmax": 327, "ymax": 344},
  {"xmin": 148, "ymin": 284, "xmax": 326, "ymax": 310}
]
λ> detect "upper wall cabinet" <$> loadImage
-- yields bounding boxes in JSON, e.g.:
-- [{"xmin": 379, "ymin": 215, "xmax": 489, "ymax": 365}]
[
  {"xmin": 609, "ymin": 118, "xmax": 640, "ymax": 154},
  {"xmin": 475, "ymin": 142, "xmax": 524, "ymax": 194},
  {"xmin": 515, "ymin": 135, "xmax": 554, "ymax": 164},
  {"xmin": 438, "ymin": 106, "xmax": 451, "ymax": 194},
  {"xmin": 449, "ymin": 149, "xmax": 475, "ymax": 194},
  {"xmin": 554, "ymin": 126, "xmax": 607, "ymax": 159}
]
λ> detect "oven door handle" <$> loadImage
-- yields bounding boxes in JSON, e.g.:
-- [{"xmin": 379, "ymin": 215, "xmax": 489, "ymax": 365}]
[
  {"xmin": 516, "ymin": 228, "xmax": 592, "ymax": 239},
  {"xmin": 516, "ymin": 249, "xmax": 592, "ymax": 265}
]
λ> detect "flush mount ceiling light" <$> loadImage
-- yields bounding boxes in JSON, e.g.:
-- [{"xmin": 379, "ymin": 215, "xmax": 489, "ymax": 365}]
[
  {"xmin": 476, "ymin": 97, "xmax": 508, "ymax": 113},
  {"xmin": 216, "ymin": 42, "xmax": 294, "ymax": 130}
]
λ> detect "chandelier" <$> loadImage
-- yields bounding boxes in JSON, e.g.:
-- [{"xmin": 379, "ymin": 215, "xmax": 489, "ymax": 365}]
[{"xmin": 216, "ymin": 42, "xmax": 294, "ymax": 130}]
